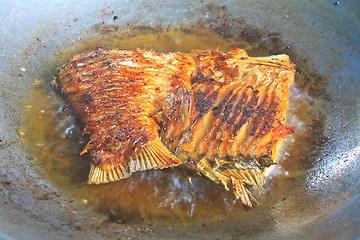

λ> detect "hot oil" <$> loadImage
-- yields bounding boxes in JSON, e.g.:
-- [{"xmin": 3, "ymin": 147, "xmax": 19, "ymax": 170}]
[{"xmin": 23, "ymin": 27, "xmax": 325, "ymax": 225}]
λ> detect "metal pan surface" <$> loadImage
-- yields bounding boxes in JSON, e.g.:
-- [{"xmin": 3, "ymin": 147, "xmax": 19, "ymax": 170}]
[{"xmin": 0, "ymin": 1, "xmax": 359, "ymax": 239}]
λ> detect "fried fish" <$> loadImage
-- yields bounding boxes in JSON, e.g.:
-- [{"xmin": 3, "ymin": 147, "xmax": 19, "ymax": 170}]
[{"xmin": 53, "ymin": 48, "xmax": 295, "ymax": 206}]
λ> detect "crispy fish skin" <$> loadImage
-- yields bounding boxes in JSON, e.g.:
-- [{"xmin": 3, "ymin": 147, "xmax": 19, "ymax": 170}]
[
  {"xmin": 173, "ymin": 49, "xmax": 295, "ymax": 160},
  {"xmin": 161, "ymin": 49, "xmax": 295, "ymax": 206},
  {"xmin": 53, "ymin": 48, "xmax": 295, "ymax": 207},
  {"xmin": 53, "ymin": 48, "xmax": 196, "ymax": 183}
]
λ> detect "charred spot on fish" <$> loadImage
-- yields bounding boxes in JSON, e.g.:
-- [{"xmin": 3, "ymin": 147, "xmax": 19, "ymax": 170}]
[
  {"xmin": 222, "ymin": 105, "xmax": 233, "ymax": 122},
  {"xmin": 257, "ymin": 120, "xmax": 273, "ymax": 137},
  {"xmin": 256, "ymin": 155, "xmax": 274, "ymax": 169},
  {"xmin": 233, "ymin": 117, "xmax": 249, "ymax": 136},
  {"xmin": 226, "ymin": 115, "xmax": 238, "ymax": 130},
  {"xmin": 243, "ymin": 108, "xmax": 255, "ymax": 118},
  {"xmin": 248, "ymin": 94, "xmax": 259, "ymax": 109},
  {"xmin": 196, "ymin": 91, "xmax": 218, "ymax": 117},
  {"xmin": 80, "ymin": 93, "xmax": 93, "ymax": 104},
  {"xmin": 192, "ymin": 72, "xmax": 205, "ymax": 81},
  {"xmin": 194, "ymin": 89, "xmax": 207, "ymax": 104},
  {"xmin": 213, "ymin": 89, "xmax": 234, "ymax": 114},
  {"xmin": 196, "ymin": 99, "xmax": 212, "ymax": 117},
  {"xmin": 115, "ymin": 127, "xmax": 136, "ymax": 141},
  {"xmin": 250, "ymin": 117, "xmax": 266, "ymax": 136},
  {"xmin": 212, "ymin": 106, "xmax": 219, "ymax": 112},
  {"xmin": 213, "ymin": 105, "xmax": 223, "ymax": 117}
]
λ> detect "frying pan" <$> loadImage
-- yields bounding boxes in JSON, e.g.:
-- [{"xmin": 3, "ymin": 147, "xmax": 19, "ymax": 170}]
[{"xmin": 0, "ymin": 0, "xmax": 359, "ymax": 239}]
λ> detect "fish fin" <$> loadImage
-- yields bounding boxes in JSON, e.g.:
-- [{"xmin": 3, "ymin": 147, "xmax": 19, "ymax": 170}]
[
  {"xmin": 129, "ymin": 137, "xmax": 182, "ymax": 173},
  {"xmin": 230, "ymin": 176, "xmax": 254, "ymax": 207},
  {"xmin": 195, "ymin": 158, "xmax": 264, "ymax": 207},
  {"xmin": 88, "ymin": 162, "xmax": 131, "ymax": 184},
  {"xmin": 88, "ymin": 137, "xmax": 182, "ymax": 184},
  {"xmin": 229, "ymin": 169, "xmax": 264, "ymax": 207}
]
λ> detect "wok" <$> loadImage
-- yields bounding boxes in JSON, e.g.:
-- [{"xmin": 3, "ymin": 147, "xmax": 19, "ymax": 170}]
[{"xmin": 0, "ymin": 0, "xmax": 359, "ymax": 239}]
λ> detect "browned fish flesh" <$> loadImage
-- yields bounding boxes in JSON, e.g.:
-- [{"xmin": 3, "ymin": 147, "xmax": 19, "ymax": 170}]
[
  {"xmin": 53, "ymin": 48, "xmax": 295, "ymax": 206},
  {"xmin": 161, "ymin": 49, "xmax": 295, "ymax": 206}
]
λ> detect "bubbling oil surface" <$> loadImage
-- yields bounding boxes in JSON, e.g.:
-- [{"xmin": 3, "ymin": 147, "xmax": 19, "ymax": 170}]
[{"xmin": 23, "ymin": 27, "xmax": 324, "ymax": 224}]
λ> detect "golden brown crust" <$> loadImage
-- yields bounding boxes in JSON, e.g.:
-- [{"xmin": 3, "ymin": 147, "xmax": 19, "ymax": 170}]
[
  {"xmin": 159, "ymin": 49, "xmax": 295, "ymax": 206},
  {"xmin": 162, "ymin": 49, "xmax": 295, "ymax": 165},
  {"xmin": 54, "ymin": 48, "xmax": 295, "ymax": 206},
  {"xmin": 54, "ymin": 48, "xmax": 196, "ymax": 181}
]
